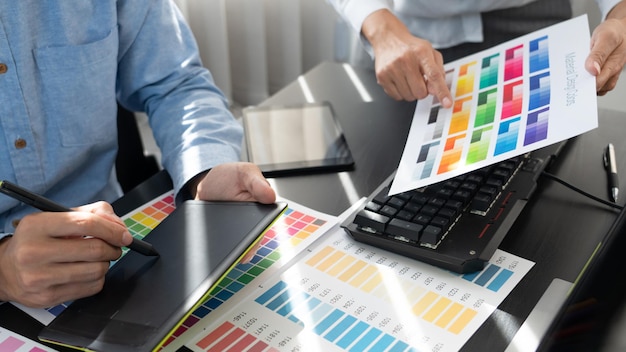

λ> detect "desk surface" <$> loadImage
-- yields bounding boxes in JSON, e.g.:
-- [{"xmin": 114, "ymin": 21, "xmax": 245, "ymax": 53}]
[
  {"xmin": 257, "ymin": 62, "xmax": 626, "ymax": 350},
  {"xmin": 2, "ymin": 61, "xmax": 624, "ymax": 351}
]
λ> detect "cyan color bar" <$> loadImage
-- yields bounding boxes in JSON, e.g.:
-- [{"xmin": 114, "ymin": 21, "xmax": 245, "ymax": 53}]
[
  {"xmin": 266, "ymin": 289, "xmax": 292, "ymax": 311},
  {"xmin": 474, "ymin": 264, "xmax": 501, "ymax": 286},
  {"xmin": 336, "ymin": 321, "xmax": 369, "ymax": 349},
  {"xmin": 276, "ymin": 290, "xmax": 310, "ymax": 317},
  {"xmin": 313, "ymin": 309, "xmax": 344, "ymax": 335},
  {"xmin": 255, "ymin": 280, "xmax": 287, "ymax": 305},
  {"xmin": 369, "ymin": 334, "xmax": 396, "ymax": 351},
  {"xmin": 349, "ymin": 327, "xmax": 383, "ymax": 351},
  {"xmin": 462, "ymin": 270, "xmax": 480, "ymax": 282},
  {"xmin": 389, "ymin": 340, "xmax": 410, "ymax": 352},
  {"xmin": 487, "ymin": 268, "xmax": 514, "ymax": 292},
  {"xmin": 324, "ymin": 315, "xmax": 357, "ymax": 342},
  {"xmin": 309, "ymin": 303, "xmax": 334, "ymax": 327}
]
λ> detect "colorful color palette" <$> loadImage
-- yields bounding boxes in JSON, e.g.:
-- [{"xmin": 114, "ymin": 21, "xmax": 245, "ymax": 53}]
[
  {"xmin": 392, "ymin": 16, "xmax": 597, "ymax": 196},
  {"xmin": 161, "ymin": 205, "xmax": 332, "ymax": 347}
]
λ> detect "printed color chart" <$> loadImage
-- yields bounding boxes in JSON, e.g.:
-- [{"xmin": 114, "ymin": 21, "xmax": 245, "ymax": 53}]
[
  {"xmin": 175, "ymin": 227, "xmax": 533, "ymax": 352},
  {"xmin": 391, "ymin": 15, "xmax": 597, "ymax": 195},
  {"xmin": 162, "ymin": 202, "xmax": 336, "ymax": 348}
]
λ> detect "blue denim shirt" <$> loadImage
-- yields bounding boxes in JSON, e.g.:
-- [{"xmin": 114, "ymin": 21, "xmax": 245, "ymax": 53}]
[{"xmin": 0, "ymin": 1, "xmax": 242, "ymax": 235}]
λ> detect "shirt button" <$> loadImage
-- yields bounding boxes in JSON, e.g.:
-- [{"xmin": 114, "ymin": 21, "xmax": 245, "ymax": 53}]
[
  {"xmin": 14, "ymin": 138, "xmax": 27, "ymax": 149},
  {"xmin": 0, "ymin": 63, "xmax": 7, "ymax": 74},
  {"xmin": 11, "ymin": 219, "xmax": 20, "ymax": 228}
]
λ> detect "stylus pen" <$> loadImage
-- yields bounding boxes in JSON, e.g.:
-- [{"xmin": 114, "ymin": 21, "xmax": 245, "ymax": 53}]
[
  {"xmin": 604, "ymin": 143, "xmax": 619, "ymax": 203},
  {"xmin": 0, "ymin": 180, "xmax": 159, "ymax": 256}
]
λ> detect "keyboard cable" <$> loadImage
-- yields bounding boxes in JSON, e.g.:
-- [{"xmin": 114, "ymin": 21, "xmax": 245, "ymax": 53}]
[{"xmin": 541, "ymin": 171, "xmax": 624, "ymax": 211}]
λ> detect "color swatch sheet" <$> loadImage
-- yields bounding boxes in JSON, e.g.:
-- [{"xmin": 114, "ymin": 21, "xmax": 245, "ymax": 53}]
[
  {"xmin": 390, "ymin": 15, "xmax": 597, "ymax": 195},
  {"xmin": 160, "ymin": 198, "xmax": 337, "ymax": 348},
  {"xmin": 0, "ymin": 326, "xmax": 55, "ymax": 352},
  {"xmin": 168, "ymin": 226, "xmax": 534, "ymax": 352}
]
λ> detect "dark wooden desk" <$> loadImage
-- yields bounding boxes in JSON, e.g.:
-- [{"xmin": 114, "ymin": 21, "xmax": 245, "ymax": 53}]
[{"xmin": 1, "ymin": 61, "xmax": 624, "ymax": 351}]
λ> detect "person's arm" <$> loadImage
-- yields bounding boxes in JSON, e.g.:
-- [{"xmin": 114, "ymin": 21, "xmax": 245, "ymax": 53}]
[
  {"xmin": 360, "ymin": 9, "xmax": 452, "ymax": 105},
  {"xmin": 0, "ymin": 202, "xmax": 132, "ymax": 308},
  {"xmin": 586, "ymin": 0, "xmax": 626, "ymax": 95},
  {"xmin": 115, "ymin": 0, "xmax": 244, "ymax": 199}
]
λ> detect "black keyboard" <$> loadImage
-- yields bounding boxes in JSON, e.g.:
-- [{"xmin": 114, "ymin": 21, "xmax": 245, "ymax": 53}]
[{"xmin": 341, "ymin": 143, "xmax": 565, "ymax": 273}]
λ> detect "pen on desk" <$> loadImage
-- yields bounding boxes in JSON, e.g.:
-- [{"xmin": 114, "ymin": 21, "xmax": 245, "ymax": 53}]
[
  {"xmin": 603, "ymin": 143, "xmax": 620, "ymax": 203},
  {"xmin": 0, "ymin": 180, "xmax": 159, "ymax": 256}
]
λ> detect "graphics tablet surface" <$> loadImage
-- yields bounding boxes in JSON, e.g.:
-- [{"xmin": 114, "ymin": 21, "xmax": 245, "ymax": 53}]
[{"xmin": 39, "ymin": 200, "xmax": 287, "ymax": 352}]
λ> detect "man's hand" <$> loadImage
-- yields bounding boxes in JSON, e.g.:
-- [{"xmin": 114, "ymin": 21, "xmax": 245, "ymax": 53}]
[
  {"xmin": 0, "ymin": 202, "xmax": 132, "ymax": 308},
  {"xmin": 585, "ymin": 3, "xmax": 626, "ymax": 95},
  {"xmin": 194, "ymin": 162, "xmax": 277, "ymax": 204},
  {"xmin": 362, "ymin": 9, "xmax": 453, "ymax": 107}
]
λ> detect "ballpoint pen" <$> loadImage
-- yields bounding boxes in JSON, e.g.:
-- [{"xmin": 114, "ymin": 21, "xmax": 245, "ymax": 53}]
[
  {"xmin": 0, "ymin": 180, "xmax": 159, "ymax": 256},
  {"xmin": 603, "ymin": 143, "xmax": 619, "ymax": 203}
]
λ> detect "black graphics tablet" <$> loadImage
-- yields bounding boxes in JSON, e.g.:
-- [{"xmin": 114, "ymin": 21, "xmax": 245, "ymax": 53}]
[
  {"xmin": 39, "ymin": 200, "xmax": 287, "ymax": 352},
  {"xmin": 242, "ymin": 102, "xmax": 354, "ymax": 177}
]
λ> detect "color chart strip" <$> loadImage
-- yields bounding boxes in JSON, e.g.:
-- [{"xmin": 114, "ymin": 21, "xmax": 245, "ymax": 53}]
[
  {"xmin": 304, "ymin": 246, "xmax": 480, "ymax": 335},
  {"xmin": 414, "ymin": 141, "xmax": 439, "ymax": 179},
  {"xmin": 0, "ymin": 326, "xmax": 55, "ymax": 352},
  {"xmin": 162, "ymin": 203, "xmax": 335, "ymax": 347},
  {"xmin": 255, "ymin": 281, "xmax": 414, "ymax": 351},
  {"xmin": 179, "ymin": 228, "xmax": 534, "ymax": 352}
]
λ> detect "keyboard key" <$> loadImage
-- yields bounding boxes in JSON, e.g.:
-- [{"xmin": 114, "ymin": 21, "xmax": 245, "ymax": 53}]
[
  {"xmin": 413, "ymin": 214, "xmax": 431, "ymax": 226},
  {"xmin": 388, "ymin": 197, "xmax": 406, "ymax": 209},
  {"xmin": 396, "ymin": 209, "xmax": 415, "ymax": 221},
  {"xmin": 431, "ymin": 216, "xmax": 450, "ymax": 229},
  {"xmin": 387, "ymin": 218, "xmax": 423, "ymax": 242},
  {"xmin": 471, "ymin": 193, "xmax": 492, "ymax": 213},
  {"xmin": 373, "ymin": 188, "xmax": 391, "ymax": 205},
  {"xmin": 420, "ymin": 225, "xmax": 443, "ymax": 246},
  {"xmin": 353, "ymin": 209, "xmax": 389, "ymax": 233},
  {"xmin": 364, "ymin": 201, "xmax": 382, "ymax": 212},
  {"xmin": 380, "ymin": 205, "xmax": 399, "ymax": 218},
  {"xmin": 420, "ymin": 205, "xmax": 439, "ymax": 216},
  {"xmin": 437, "ymin": 207, "xmax": 456, "ymax": 220}
]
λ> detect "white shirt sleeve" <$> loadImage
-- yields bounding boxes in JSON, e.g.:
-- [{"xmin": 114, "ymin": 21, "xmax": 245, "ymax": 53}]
[
  {"xmin": 596, "ymin": 0, "xmax": 622, "ymax": 19},
  {"xmin": 327, "ymin": 0, "xmax": 392, "ymax": 34}
]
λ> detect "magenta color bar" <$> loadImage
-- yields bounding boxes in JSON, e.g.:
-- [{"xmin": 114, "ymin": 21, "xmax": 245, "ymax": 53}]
[{"xmin": 0, "ymin": 336, "xmax": 25, "ymax": 351}]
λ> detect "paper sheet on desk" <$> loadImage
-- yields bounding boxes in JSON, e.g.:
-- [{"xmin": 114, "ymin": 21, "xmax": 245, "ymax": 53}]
[
  {"xmin": 390, "ymin": 15, "xmax": 598, "ymax": 196},
  {"xmin": 167, "ymin": 223, "xmax": 534, "ymax": 352}
]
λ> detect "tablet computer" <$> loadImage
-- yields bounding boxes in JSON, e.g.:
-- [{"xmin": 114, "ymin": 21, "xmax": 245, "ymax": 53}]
[
  {"xmin": 242, "ymin": 102, "xmax": 354, "ymax": 177},
  {"xmin": 39, "ymin": 200, "xmax": 287, "ymax": 352}
]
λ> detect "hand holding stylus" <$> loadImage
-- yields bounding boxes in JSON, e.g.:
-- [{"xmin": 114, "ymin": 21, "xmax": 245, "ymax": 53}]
[{"xmin": 0, "ymin": 199, "xmax": 136, "ymax": 308}]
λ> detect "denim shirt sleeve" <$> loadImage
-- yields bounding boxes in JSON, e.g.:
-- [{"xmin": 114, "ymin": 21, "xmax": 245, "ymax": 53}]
[{"xmin": 115, "ymin": 0, "xmax": 243, "ymax": 196}]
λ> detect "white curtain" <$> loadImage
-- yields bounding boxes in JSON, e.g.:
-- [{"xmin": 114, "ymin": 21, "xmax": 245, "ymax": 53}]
[{"xmin": 173, "ymin": 0, "xmax": 348, "ymax": 107}]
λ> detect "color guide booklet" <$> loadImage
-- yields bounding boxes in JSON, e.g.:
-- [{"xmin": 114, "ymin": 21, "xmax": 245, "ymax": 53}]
[{"xmin": 390, "ymin": 15, "xmax": 598, "ymax": 195}]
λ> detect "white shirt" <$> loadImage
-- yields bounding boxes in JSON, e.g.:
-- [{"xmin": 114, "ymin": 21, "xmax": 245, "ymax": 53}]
[{"xmin": 330, "ymin": 0, "xmax": 621, "ymax": 53}]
